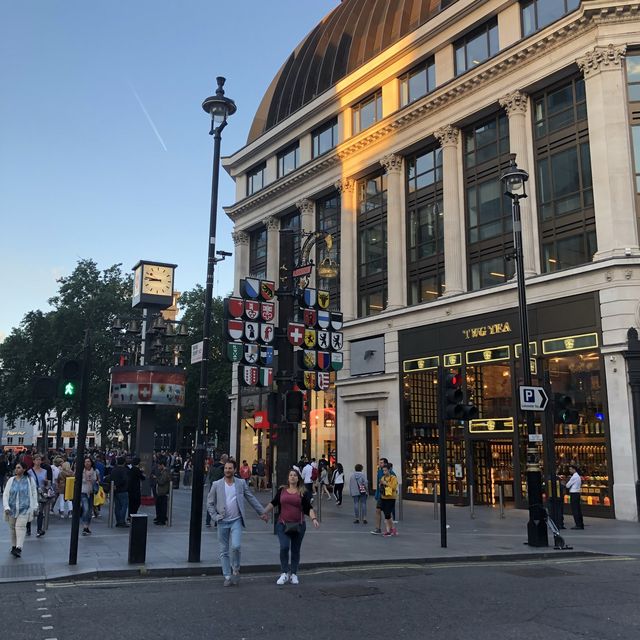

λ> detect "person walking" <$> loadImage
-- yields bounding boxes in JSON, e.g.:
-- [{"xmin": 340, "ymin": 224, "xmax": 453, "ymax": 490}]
[
  {"xmin": 153, "ymin": 458, "xmax": 171, "ymax": 525},
  {"xmin": 127, "ymin": 457, "xmax": 145, "ymax": 518},
  {"xmin": 3, "ymin": 461, "xmax": 38, "ymax": 558},
  {"xmin": 205, "ymin": 454, "xmax": 227, "ymax": 527},
  {"xmin": 301, "ymin": 458, "xmax": 315, "ymax": 498},
  {"xmin": 108, "ymin": 457, "xmax": 129, "ymax": 528},
  {"xmin": 331, "ymin": 463, "xmax": 345, "ymax": 506},
  {"xmin": 318, "ymin": 466, "xmax": 332, "ymax": 500},
  {"xmin": 379, "ymin": 464, "xmax": 398, "ymax": 537},
  {"xmin": 55, "ymin": 461, "xmax": 74, "ymax": 518},
  {"xmin": 262, "ymin": 468, "xmax": 319, "ymax": 585},
  {"xmin": 349, "ymin": 464, "xmax": 369, "ymax": 523},
  {"xmin": 27, "ymin": 454, "xmax": 49, "ymax": 537},
  {"xmin": 80, "ymin": 457, "xmax": 99, "ymax": 536},
  {"xmin": 207, "ymin": 459, "xmax": 268, "ymax": 586},
  {"xmin": 239, "ymin": 460, "xmax": 251, "ymax": 486},
  {"xmin": 256, "ymin": 458, "xmax": 266, "ymax": 491},
  {"xmin": 183, "ymin": 457, "xmax": 192, "ymax": 487},
  {"xmin": 370, "ymin": 457, "xmax": 396, "ymax": 535},
  {"xmin": 565, "ymin": 464, "xmax": 584, "ymax": 530}
]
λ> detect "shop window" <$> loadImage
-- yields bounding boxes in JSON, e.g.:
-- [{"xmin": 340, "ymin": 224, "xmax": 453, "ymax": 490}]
[
  {"xmin": 406, "ymin": 145, "xmax": 444, "ymax": 304},
  {"xmin": 7, "ymin": 437, "xmax": 13, "ymax": 444},
  {"xmin": 247, "ymin": 162, "xmax": 266, "ymax": 196},
  {"xmin": 521, "ymin": 0, "xmax": 580, "ymax": 37},
  {"xmin": 312, "ymin": 118, "xmax": 338, "ymax": 158},
  {"xmin": 454, "ymin": 18, "xmax": 499, "ymax": 76},
  {"xmin": 352, "ymin": 90, "xmax": 383, "ymax": 135},
  {"xmin": 400, "ymin": 58, "xmax": 436, "ymax": 107},
  {"xmin": 533, "ymin": 77, "xmax": 595, "ymax": 272},
  {"xmin": 279, "ymin": 211, "xmax": 301, "ymax": 267},
  {"xmin": 277, "ymin": 143, "xmax": 300, "ymax": 178},
  {"xmin": 249, "ymin": 227, "xmax": 267, "ymax": 279},
  {"xmin": 357, "ymin": 174, "xmax": 387, "ymax": 317},
  {"xmin": 463, "ymin": 113, "xmax": 513, "ymax": 290},
  {"xmin": 316, "ymin": 193, "xmax": 341, "ymax": 309}
]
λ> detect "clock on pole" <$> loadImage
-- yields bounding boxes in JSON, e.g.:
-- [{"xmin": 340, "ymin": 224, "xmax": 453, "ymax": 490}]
[{"xmin": 132, "ymin": 260, "xmax": 177, "ymax": 309}]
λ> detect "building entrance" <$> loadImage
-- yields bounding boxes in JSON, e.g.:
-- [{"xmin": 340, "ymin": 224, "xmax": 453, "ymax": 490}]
[{"xmin": 471, "ymin": 440, "xmax": 515, "ymax": 506}]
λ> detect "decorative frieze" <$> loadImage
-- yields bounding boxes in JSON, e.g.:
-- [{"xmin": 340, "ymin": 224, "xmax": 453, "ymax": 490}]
[{"xmin": 577, "ymin": 44, "xmax": 626, "ymax": 79}]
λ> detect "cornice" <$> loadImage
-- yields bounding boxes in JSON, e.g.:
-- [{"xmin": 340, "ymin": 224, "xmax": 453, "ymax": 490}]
[{"xmin": 224, "ymin": 4, "xmax": 636, "ymax": 222}]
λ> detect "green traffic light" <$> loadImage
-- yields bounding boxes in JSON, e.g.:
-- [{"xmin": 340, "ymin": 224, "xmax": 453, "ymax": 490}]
[{"xmin": 64, "ymin": 381, "xmax": 76, "ymax": 397}]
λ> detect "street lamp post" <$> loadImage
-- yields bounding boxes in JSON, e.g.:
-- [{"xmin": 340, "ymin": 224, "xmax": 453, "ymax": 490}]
[
  {"xmin": 501, "ymin": 154, "xmax": 548, "ymax": 547},
  {"xmin": 188, "ymin": 77, "xmax": 236, "ymax": 563}
]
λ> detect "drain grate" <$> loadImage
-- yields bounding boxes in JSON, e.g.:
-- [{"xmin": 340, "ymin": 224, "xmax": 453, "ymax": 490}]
[
  {"xmin": 502, "ymin": 567, "xmax": 577, "ymax": 579},
  {"xmin": 0, "ymin": 563, "xmax": 45, "ymax": 580},
  {"xmin": 320, "ymin": 585, "xmax": 382, "ymax": 598}
]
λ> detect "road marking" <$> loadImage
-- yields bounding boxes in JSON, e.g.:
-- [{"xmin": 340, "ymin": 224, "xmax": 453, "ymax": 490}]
[
  {"xmin": 42, "ymin": 626, "xmax": 53, "ymax": 630},
  {"xmin": 41, "ymin": 614, "xmax": 52, "ymax": 618},
  {"xmin": 37, "ymin": 607, "xmax": 48, "ymax": 610},
  {"xmin": 37, "ymin": 597, "xmax": 47, "ymax": 601},
  {"xmin": 36, "ymin": 588, "xmax": 45, "ymax": 592}
]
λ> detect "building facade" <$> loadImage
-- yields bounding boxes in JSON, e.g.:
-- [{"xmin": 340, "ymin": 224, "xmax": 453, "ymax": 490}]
[{"xmin": 223, "ymin": 0, "xmax": 640, "ymax": 520}]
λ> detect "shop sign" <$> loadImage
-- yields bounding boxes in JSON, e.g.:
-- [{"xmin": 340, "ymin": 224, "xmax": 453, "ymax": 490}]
[
  {"xmin": 6, "ymin": 431, "xmax": 26, "ymax": 436},
  {"xmin": 403, "ymin": 356, "xmax": 439, "ymax": 373},
  {"xmin": 468, "ymin": 418, "xmax": 514, "ymax": 434},
  {"xmin": 466, "ymin": 346, "xmax": 510, "ymax": 365},
  {"xmin": 462, "ymin": 322, "xmax": 512, "ymax": 340},
  {"xmin": 542, "ymin": 332, "xmax": 598, "ymax": 355},
  {"xmin": 443, "ymin": 353, "xmax": 462, "ymax": 367},
  {"xmin": 514, "ymin": 342, "xmax": 538, "ymax": 358}
]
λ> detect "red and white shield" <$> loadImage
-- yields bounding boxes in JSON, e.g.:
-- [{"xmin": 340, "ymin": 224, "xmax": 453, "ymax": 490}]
[
  {"xmin": 303, "ymin": 308, "xmax": 317, "ymax": 328},
  {"xmin": 240, "ymin": 365, "xmax": 258, "ymax": 387},
  {"xmin": 227, "ymin": 319, "xmax": 243, "ymax": 340},
  {"xmin": 317, "ymin": 371, "xmax": 331, "ymax": 390},
  {"xmin": 226, "ymin": 297, "xmax": 244, "ymax": 319},
  {"xmin": 287, "ymin": 322, "xmax": 305, "ymax": 346},
  {"xmin": 138, "ymin": 383, "xmax": 153, "ymax": 402},
  {"xmin": 261, "ymin": 302, "xmax": 275, "ymax": 322},
  {"xmin": 260, "ymin": 323, "xmax": 275, "ymax": 344},
  {"xmin": 244, "ymin": 300, "xmax": 260, "ymax": 320}
]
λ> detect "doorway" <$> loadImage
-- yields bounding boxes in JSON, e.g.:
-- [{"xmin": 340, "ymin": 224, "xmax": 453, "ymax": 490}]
[
  {"xmin": 471, "ymin": 440, "xmax": 514, "ymax": 506},
  {"xmin": 365, "ymin": 415, "xmax": 380, "ymax": 492}
]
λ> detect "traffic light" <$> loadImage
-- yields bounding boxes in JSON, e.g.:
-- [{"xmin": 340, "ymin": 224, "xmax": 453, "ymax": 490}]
[
  {"xmin": 554, "ymin": 393, "xmax": 579, "ymax": 424},
  {"xmin": 59, "ymin": 359, "xmax": 81, "ymax": 399},
  {"xmin": 284, "ymin": 391, "xmax": 304, "ymax": 423},
  {"xmin": 443, "ymin": 371, "xmax": 478, "ymax": 421}
]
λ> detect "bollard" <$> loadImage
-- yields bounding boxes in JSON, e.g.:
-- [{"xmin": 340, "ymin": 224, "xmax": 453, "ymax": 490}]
[
  {"xmin": 168, "ymin": 481, "xmax": 174, "ymax": 528},
  {"xmin": 469, "ymin": 483, "xmax": 475, "ymax": 519},
  {"xmin": 433, "ymin": 483, "xmax": 438, "ymax": 520},
  {"xmin": 499, "ymin": 484, "xmax": 505, "ymax": 519},
  {"xmin": 108, "ymin": 481, "xmax": 115, "ymax": 528},
  {"xmin": 316, "ymin": 482, "xmax": 322, "ymax": 522},
  {"xmin": 398, "ymin": 483, "xmax": 403, "ymax": 522},
  {"xmin": 128, "ymin": 513, "xmax": 148, "ymax": 564}
]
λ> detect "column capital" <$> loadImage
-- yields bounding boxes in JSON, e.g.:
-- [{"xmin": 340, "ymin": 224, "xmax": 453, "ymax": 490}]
[
  {"xmin": 262, "ymin": 215, "xmax": 280, "ymax": 231},
  {"xmin": 380, "ymin": 153, "xmax": 403, "ymax": 174},
  {"xmin": 434, "ymin": 125, "xmax": 460, "ymax": 147},
  {"xmin": 577, "ymin": 44, "xmax": 626, "ymax": 79},
  {"xmin": 295, "ymin": 198, "xmax": 315, "ymax": 215},
  {"xmin": 334, "ymin": 177, "xmax": 355, "ymax": 193},
  {"xmin": 231, "ymin": 230, "xmax": 249, "ymax": 246},
  {"xmin": 499, "ymin": 91, "xmax": 528, "ymax": 116}
]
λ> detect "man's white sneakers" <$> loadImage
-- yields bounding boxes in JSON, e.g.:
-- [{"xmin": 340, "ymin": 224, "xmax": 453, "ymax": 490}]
[
  {"xmin": 276, "ymin": 572, "xmax": 289, "ymax": 585},
  {"xmin": 289, "ymin": 573, "xmax": 299, "ymax": 585}
]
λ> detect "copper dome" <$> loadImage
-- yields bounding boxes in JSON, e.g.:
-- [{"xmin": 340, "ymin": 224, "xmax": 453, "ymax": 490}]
[{"xmin": 248, "ymin": 0, "xmax": 453, "ymax": 143}]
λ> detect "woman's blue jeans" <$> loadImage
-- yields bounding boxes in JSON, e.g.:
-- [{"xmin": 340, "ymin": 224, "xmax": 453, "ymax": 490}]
[
  {"xmin": 276, "ymin": 521, "xmax": 306, "ymax": 574},
  {"xmin": 81, "ymin": 493, "xmax": 93, "ymax": 526}
]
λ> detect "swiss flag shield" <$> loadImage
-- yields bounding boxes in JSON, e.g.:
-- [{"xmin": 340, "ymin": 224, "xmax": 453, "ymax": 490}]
[
  {"xmin": 138, "ymin": 383, "xmax": 152, "ymax": 402},
  {"xmin": 287, "ymin": 322, "xmax": 305, "ymax": 346}
]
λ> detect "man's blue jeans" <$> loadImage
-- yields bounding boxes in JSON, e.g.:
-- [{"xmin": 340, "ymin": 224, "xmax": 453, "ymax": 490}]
[
  {"xmin": 115, "ymin": 491, "xmax": 128, "ymax": 525},
  {"xmin": 217, "ymin": 518, "xmax": 243, "ymax": 578}
]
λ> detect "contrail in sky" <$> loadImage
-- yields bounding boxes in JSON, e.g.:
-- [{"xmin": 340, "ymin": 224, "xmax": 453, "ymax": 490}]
[{"xmin": 129, "ymin": 82, "xmax": 168, "ymax": 152}]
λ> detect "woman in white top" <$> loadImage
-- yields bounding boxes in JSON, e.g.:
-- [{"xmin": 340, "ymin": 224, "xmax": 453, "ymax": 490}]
[
  {"xmin": 3, "ymin": 461, "xmax": 38, "ymax": 558},
  {"xmin": 331, "ymin": 463, "xmax": 345, "ymax": 506}
]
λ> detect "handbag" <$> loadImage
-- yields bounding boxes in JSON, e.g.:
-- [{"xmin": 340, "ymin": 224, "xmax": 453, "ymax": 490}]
[{"xmin": 284, "ymin": 521, "xmax": 302, "ymax": 535}]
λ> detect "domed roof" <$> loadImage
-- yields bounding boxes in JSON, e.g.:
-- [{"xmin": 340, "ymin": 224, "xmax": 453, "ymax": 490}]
[{"xmin": 248, "ymin": 0, "xmax": 448, "ymax": 143}]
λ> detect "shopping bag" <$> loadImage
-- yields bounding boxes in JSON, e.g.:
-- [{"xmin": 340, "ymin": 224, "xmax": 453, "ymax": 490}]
[
  {"xmin": 94, "ymin": 486, "xmax": 106, "ymax": 506},
  {"xmin": 64, "ymin": 476, "xmax": 75, "ymax": 501}
]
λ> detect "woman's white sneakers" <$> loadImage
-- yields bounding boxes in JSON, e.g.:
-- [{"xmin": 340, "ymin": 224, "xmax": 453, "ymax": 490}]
[
  {"xmin": 289, "ymin": 574, "xmax": 299, "ymax": 585},
  {"xmin": 276, "ymin": 572, "xmax": 289, "ymax": 585}
]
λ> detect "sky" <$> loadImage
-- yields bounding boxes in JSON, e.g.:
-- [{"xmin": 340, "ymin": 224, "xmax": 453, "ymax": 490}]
[{"xmin": 0, "ymin": 0, "xmax": 339, "ymax": 340}]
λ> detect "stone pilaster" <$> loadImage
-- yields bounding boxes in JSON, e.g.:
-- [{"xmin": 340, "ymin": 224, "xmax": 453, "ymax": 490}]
[
  {"xmin": 231, "ymin": 229, "xmax": 249, "ymax": 295},
  {"xmin": 297, "ymin": 198, "xmax": 317, "ymax": 287},
  {"xmin": 335, "ymin": 177, "xmax": 356, "ymax": 320},
  {"xmin": 263, "ymin": 216, "xmax": 281, "ymax": 282}
]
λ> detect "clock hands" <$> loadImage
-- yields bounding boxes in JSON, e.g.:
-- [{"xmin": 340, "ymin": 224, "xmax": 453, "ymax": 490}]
[{"xmin": 144, "ymin": 276, "xmax": 162, "ymax": 282}]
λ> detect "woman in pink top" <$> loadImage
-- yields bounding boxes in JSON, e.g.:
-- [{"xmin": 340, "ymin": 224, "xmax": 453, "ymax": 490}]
[{"xmin": 262, "ymin": 468, "xmax": 319, "ymax": 585}]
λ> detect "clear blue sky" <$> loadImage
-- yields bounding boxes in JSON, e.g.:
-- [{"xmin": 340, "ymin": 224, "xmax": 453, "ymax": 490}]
[{"xmin": 0, "ymin": 0, "xmax": 338, "ymax": 339}]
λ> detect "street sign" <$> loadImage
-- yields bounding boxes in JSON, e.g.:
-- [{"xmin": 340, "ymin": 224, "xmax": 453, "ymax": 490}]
[
  {"xmin": 519, "ymin": 385, "xmax": 548, "ymax": 411},
  {"xmin": 191, "ymin": 341, "xmax": 204, "ymax": 364},
  {"xmin": 528, "ymin": 433, "xmax": 544, "ymax": 442},
  {"xmin": 293, "ymin": 264, "xmax": 313, "ymax": 278}
]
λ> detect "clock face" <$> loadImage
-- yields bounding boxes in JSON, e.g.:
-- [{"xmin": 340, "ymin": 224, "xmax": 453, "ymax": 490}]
[{"xmin": 142, "ymin": 265, "xmax": 173, "ymax": 296}]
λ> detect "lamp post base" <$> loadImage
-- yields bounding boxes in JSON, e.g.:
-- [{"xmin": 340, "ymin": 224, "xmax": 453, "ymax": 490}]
[{"xmin": 525, "ymin": 469, "xmax": 548, "ymax": 547}]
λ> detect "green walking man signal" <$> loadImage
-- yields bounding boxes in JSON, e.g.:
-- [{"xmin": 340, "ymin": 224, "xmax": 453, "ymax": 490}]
[{"xmin": 59, "ymin": 359, "xmax": 82, "ymax": 399}]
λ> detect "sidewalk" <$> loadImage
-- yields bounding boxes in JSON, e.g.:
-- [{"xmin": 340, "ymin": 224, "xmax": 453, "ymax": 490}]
[{"xmin": 1, "ymin": 486, "xmax": 638, "ymax": 583}]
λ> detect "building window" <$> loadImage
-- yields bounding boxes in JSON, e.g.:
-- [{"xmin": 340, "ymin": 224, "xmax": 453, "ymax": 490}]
[
  {"xmin": 316, "ymin": 193, "xmax": 341, "ymax": 309},
  {"xmin": 626, "ymin": 54, "xmax": 640, "ymax": 217},
  {"xmin": 533, "ymin": 77, "xmax": 595, "ymax": 272},
  {"xmin": 7, "ymin": 437, "xmax": 13, "ymax": 444},
  {"xmin": 357, "ymin": 174, "xmax": 387, "ymax": 316},
  {"xmin": 400, "ymin": 58, "xmax": 436, "ymax": 107},
  {"xmin": 277, "ymin": 143, "xmax": 300, "ymax": 178},
  {"xmin": 352, "ymin": 90, "xmax": 383, "ymax": 135},
  {"xmin": 312, "ymin": 118, "xmax": 338, "ymax": 158},
  {"xmin": 521, "ymin": 0, "xmax": 580, "ymax": 37},
  {"xmin": 464, "ymin": 113, "xmax": 514, "ymax": 290},
  {"xmin": 247, "ymin": 162, "xmax": 266, "ymax": 196},
  {"xmin": 279, "ymin": 211, "xmax": 301, "ymax": 266},
  {"xmin": 406, "ymin": 145, "xmax": 445, "ymax": 304},
  {"xmin": 455, "ymin": 19, "xmax": 499, "ymax": 76},
  {"xmin": 249, "ymin": 227, "xmax": 267, "ymax": 279}
]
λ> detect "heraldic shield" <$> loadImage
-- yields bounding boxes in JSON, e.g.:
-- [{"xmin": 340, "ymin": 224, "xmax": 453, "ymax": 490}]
[
  {"xmin": 298, "ymin": 349, "xmax": 316, "ymax": 370},
  {"xmin": 330, "ymin": 331, "xmax": 343, "ymax": 351},
  {"xmin": 331, "ymin": 352, "xmax": 344, "ymax": 371},
  {"xmin": 260, "ymin": 345, "xmax": 274, "ymax": 365},
  {"xmin": 260, "ymin": 280, "xmax": 275, "ymax": 301},
  {"xmin": 240, "ymin": 365, "xmax": 258, "ymax": 387},
  {"xmin": 226, "ymin": 297, "xmax": 244, "ymax": 319},
  {"xmin": 303, "ymin": 308, "xmax": 317, "ymax": 328},
  {"xmin": 260, "ymin": 323, "xmax": 275, "ymax": 344},
  {"xmin": 227, "ymin": 319, "xmax": 243, "ymax": 341},
  {"xmin": 317, "ymin": 371, "xmax": 331, "ymax": 390},
  {"xmin": 330, "ymin": 311, "xmax": 343, "ymax": 331},
  {"xmin": 259, "ymin": 367, "xmax": 273, "ymax": 386},
  {"xmin": 260, "ymin": 301, "xmax": 275, "ymax": 322},
  {"xmin": 242, "ymin": 278, "xmax": 260, "ymax": 299},
  {"xmin": 317, "ymin": 351, "xmax": 331, "ymax": 370},
  {"xmin": 317, "ymin": 310, "xmax": 330, "ymax": 329},
  {"xmin": 317, "ymin": 330, "xmax": 330, "ymax": 350},
  {"xmin": 303, "ymin": 371, "xmax": 316, "ymax": 390},
  {"xmin": 300, "ymin": 287, "xmax": 317, "ymax": 308},
  {"xmin": 226, "ymin": 342, "xmax": 243, "ymax": 363},
  {"xmin": 317, "ymin": 290, "xmax": 330, "ymax": 309},
  {"xmin": 287, "ymin": 322, "xmax": 305, "ymax": 346},
  {"xmin": 244, "ymin": 343, "xmax": 259, "ymax": 364},
  {"xmin": 244, "ymin": 321, "xmax": 259, "ymax": 342},
  {"xmin": 304, "ymin": 328, "xmax": 317, "ymax": 348},
  {"xmin": 244, "ymin": 300, "xmax": 260, "ymax": 320}
]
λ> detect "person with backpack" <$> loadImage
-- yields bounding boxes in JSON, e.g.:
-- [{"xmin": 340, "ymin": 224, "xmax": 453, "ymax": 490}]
[
  {"xmin": 349, "ymin": 464, "xmax": 369, "ymax": 523},
  {"xmin": 331, "ymin": 463, "xmax": 345, "ymax": 506}
]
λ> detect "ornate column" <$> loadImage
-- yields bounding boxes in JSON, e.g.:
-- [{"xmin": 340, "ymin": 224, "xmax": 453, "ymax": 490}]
[
  {"xmin": 435, "ymin": 125, "xmax": 464, "ymax": 296},
  {"xmin": 380, "ymin": 153, "xmax": 407, "ymax": 310},
  {"xmin": 231, "ymin": 229, "xmax": 249, "ymax": 295},
  {"xmin": 577, "ymin": 44, "xmax": 640, "ymax": 258},
  {"xmin": 335, "ymin": 177, "xmax": 356, "ymax": 320},
  {"xmin": 297, "ymin": 198, "xmax": 317, "ymax": 288},
  {"xmin": 263, "ymin": 216, "xmax": 281, "ymax": 282},
  {"xmin": 499, "ymin": 91, "xmax": 537, "ymax": 277}
]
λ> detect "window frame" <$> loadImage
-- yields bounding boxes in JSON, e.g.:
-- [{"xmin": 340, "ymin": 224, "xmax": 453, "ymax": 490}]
[
  {"xmin": 249, "ymin": 227, "xmax": 268, "ymax": 279},
  {"xmin": 277, "ymin": 143, "xmax": 300, "ymax": 178},
  {"xmin": 521, "ymin": 0, "xmax": 580, "ymax": 38},
  {"xmin": 352, "ymin": 90, "xmax": 383, "ymax": 135},
  {"xmin": 246, "ymin": 162, "xmax": 266, "ymax": 196},
  {"xmin": 454, "ymin": 18, "xmax": 499, "ymax": 76},
  {"xmin": 400, "ymin": 57, "xmax": 436, "ymax": 108},
  {"xmin": 312, "ymin": 118, "xmax": 338, "ymax": 158},
  {"xmin": 316, "ymin": 193, "xmax": 341, "ymax": 309}
]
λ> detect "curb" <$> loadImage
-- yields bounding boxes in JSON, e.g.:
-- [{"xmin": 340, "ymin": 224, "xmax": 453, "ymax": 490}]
[{"xmin": 39, "ymin": 549, "xmax": 608, "ymax": 584}]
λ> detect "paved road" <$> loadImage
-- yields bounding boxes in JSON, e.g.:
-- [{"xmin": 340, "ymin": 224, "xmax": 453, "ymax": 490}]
[{"xmin": 4, "ymin": 555, "xmax": 639, "ymax": 640}]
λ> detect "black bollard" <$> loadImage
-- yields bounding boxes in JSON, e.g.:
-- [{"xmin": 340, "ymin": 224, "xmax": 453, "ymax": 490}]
[{"xmin": 128, "ymin": 513, "xmax": 148, "ymax": 564}]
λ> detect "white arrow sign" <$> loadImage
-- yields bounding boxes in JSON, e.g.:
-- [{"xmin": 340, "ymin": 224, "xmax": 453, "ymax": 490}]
[{"xmin": 519, "ymin": 385, "xmax": 548, "ymax": 411}]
